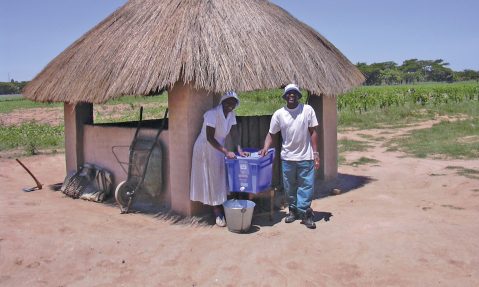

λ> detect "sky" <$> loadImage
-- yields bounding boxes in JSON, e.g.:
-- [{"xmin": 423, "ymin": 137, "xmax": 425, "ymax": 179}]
[{"xmin": 1, "ymin": 0, "xmax": 478, "ymax": 82}]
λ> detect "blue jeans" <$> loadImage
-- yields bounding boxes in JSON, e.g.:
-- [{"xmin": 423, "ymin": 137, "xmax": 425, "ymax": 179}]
[{"xmin": 281, "ymin": 160, "xmax": 315, "ymax": 216}]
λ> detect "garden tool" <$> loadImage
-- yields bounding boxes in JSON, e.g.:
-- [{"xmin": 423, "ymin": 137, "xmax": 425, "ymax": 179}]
[{"xmin": 16, "ymin": 159, "xmax": 43, "ymax": 192}]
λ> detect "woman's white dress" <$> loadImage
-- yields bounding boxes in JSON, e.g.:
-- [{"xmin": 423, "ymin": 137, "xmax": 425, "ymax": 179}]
[{"xmin": 190, "ymin": 105, "xmax": 237, "ymax": 206}]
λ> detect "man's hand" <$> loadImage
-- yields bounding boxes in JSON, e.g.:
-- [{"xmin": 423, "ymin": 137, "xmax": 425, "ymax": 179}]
[
  {"xmin": 258, "ymin": 148, "xmax": 269, "ymax": 157},
  {"xmin": 313, "ymin": 152, "xmax": 320, "ymax": 170},
  {"xmin": 259, "ymin": 133, "xmax": 274, "ymax": 157}
]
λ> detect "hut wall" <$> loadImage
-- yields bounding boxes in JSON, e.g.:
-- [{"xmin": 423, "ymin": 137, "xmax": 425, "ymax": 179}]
[
  {"xmin": 322, "ymin": 96, "xmax": 338, "ymax": 180},
  {"xmin": 310, "ymin": 95, "xmax": 338, "ymax": 181},
  {"xmin": 64, "ymin": 103, "xmax": 93, "ymax": 174},
  {"xmin": 167, "ymin": 83, "xmax": 219, "ymax": 216},
  {"xmin": 82, "ymin": 125, "xmax": 170, "ymax": 203}
]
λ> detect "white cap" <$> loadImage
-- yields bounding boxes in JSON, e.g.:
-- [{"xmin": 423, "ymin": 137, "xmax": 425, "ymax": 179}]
[
  {"xmin": 282, "ymin": 84, "xmax": 302, "ymax": 99},
  {"xmin": 220, "ymin": 91, "xmax": 240, "ymax": 107}
]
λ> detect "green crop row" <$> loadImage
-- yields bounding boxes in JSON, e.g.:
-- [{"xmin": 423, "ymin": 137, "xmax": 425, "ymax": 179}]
[
  {"xmin": 0, "ymin": 123, "xmax": 64, "ymax": 155},
  {"xmin": 338, "ymin": 82, "xmax": 479, "ymax": 113}
]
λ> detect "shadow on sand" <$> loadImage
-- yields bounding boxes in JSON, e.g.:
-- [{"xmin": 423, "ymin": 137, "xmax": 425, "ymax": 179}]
[
  {"xmin": 62, "ymin": 172, "xmax": 374, "ymax": 229},
  {"xmin": 315, "ymin": 173, "xmax": 375, "ymax": 199}
]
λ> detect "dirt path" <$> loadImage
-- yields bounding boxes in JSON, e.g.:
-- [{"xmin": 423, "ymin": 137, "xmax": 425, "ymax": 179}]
[
  {"xmin": 1, "ymin": 122, "xmax": 478, "ymax": 286},
  {"xmin": 0, "ymin": 103, "xmax": 166, "ymax": 126},
  {"xmin": 0, "ymin": 107, "xmax": 64, "ymax": 126}
]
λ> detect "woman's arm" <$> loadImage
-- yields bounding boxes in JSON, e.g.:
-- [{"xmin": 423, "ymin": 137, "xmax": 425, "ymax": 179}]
[{"xmin": 206, "ymin": 126, "xmax": 236, "ymax": 159}]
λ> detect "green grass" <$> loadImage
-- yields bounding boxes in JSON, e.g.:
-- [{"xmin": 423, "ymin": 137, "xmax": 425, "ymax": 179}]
[
  {"xmin": 338, "ymin": 139, "xmax": 372, "ymax": 153},
  {"xmin": 356, "ymin": 133, "xmax": 375, "ymax": 140},
  {"xmin": 357, "ymin": 134, "xmax": 386, "ymax": 142},
  {"xmin": 339, "ymin": 104, "xmax": 421, "ymax": 130},
  {"xmin": 0, "ymin": 97, "xmax": 61, "ymax": 113},
  {"xmin": 338, "ymin": 101, "xmax": 478, "ymax": 130},
  {"xmin": 0, "ymin": 122, "xmax": 64, "ymax": 155},
  {"xmin": 338, "ymin": 140, "xmax": 379, "ymax": 166},
  {"xmin": 92, "ymin": 89, "xmax": 284, "ymax": 122},
  {"xmin": 236, "ymin": 89, "xmax": 284, "ymax": 115},
  {"xmin": 391, "ymin": 118, "xmax": 479, "ymax": 159},
  {"xmin": 339, "ymin": 82, "xmax": 479, "ymax": 113},
  {"xmin": 441, "ymin": 204, "xmax": 465, "ymax": 210},
  {"xmin": 446, "ymin": 166, "xmax": 479, "ymax": 180},
  {"xmin": 349, "ymin": 157, "xmax": 380, "ymax": 166},
  {"xmin": 94, "ymin": 105, "xmax": 169, "ymax": 123},
  {"xmin": 94, "ymin": 94, "xmax": 169, "ymax": 123},
  {"xmin": 103, "ymin": 94, "xmax": 168, "ymax": 105},
  {"xmin": 93, "ymin": 90, "xmax": 283, "ymax": 122},
  {"xmin": 338, "ymin": 81, "xmax": 479, "ymax": 130}
]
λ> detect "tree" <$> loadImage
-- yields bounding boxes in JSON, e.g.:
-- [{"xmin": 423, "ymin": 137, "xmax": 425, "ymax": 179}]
[
  {"xmin": 0, "ymin": 81, "xmax": 29, "ymax": 95},
  {"xmin": 357, "ymin": 61, "xmax": 399, "ymax": 85},
  {"xmin": 429, "ymin": 59, "xmax": 453, "ymax": 82},
  {"xmin": 454, "ymin": 69, "xmax": 479, "ymax": 81},
  {"xmin": 356, "ymin": 59, "xmax": 475, "ymax": 85},
  {"xmin": 0, "ymin": 82, "xmax": 20, "ymax": 94},
  {"xmin": 380, "ymin": 69, "xmax": 403, "ymax": 85},
  {"xmin": 400, "ymin": 59, "xmax": 423, "ymax": 83}
]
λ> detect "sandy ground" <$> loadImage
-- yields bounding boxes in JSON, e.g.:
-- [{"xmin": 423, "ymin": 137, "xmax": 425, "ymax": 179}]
[
  {"xmin": 0, "ymin": 103, "xmax": 165, "ymax": 126},
  {"xmin": 1, "ymin": 121, "xmax": 479, "ymax": 286},
  {"xmin": 0, "ymin": 107, "xmax": 64, "ymax": 126}
]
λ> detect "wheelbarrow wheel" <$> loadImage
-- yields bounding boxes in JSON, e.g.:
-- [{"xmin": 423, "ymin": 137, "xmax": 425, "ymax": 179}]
[{"xmin": 115, "ymin": 180, "xmax": 136, "ymax": 213}]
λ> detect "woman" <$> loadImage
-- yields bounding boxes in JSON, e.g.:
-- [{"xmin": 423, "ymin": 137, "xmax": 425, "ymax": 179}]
[{"xmin": 190, "ymin": 91, "xmax": 247, "ymax": 227}]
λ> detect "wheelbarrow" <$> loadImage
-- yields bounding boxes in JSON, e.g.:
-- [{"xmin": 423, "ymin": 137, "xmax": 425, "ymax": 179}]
[{"xmin": 112, "ymin": 107, "xmax": 168, "ymax": 213}]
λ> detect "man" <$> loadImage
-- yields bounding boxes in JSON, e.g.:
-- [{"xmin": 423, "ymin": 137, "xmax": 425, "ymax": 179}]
[{"xmin": 259, "ymin": 84, "xmax": 320, "ymax": 229}]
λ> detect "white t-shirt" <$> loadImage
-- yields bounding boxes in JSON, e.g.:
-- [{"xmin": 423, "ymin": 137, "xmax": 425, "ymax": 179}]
[{"xmin": 269, "ymin": 104, "xmax": 318, "ymax": 161}]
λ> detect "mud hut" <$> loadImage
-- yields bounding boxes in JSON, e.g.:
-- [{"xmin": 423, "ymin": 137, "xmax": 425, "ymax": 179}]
[{"xmin": 24, "ymin": 0, "xmax": 364, "ymax": 216}]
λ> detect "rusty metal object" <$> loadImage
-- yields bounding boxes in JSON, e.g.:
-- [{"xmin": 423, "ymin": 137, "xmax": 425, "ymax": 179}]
[{"xmin": 15, "ymin": 159, "xmax": 43, "ymax": 192}]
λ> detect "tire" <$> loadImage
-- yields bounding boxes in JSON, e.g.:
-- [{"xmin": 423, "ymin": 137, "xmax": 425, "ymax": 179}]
[{"xmin": 115, "ymin": 180, "xmax": 136, "ymax": 211}]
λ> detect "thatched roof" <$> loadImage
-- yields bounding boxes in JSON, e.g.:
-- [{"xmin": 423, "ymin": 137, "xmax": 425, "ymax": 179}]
[{"xmin": 24, "ymin": 0, "xmax": 365, "ymax": 104}]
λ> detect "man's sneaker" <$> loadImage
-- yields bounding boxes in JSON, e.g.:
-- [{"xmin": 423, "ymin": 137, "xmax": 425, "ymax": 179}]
[
  {"xmin": 284, "ymin": 210, "xmax": 298, "ymax": 223},
  {"xmin": 300, "ymin": 208, "xmax": 316, "ymax": 229},
  {"xmin": 216, "ymin": 216, "xmax": 227, "ymax": 227}
]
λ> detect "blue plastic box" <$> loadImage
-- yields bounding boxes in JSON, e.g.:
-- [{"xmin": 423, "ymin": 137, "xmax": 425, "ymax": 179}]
[{"xmin": 225, "ymin": 148, "xmax": 275, "ymax": 194}]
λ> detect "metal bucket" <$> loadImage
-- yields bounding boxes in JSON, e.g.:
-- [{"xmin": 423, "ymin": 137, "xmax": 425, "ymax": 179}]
[{"xmin": 223, "ymin": 199, "xmax": 256, "ymax": 233}]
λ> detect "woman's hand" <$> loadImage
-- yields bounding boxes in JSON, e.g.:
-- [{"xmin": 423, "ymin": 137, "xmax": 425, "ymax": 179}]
[
  {"xmin": 225, "ymin": 151, "xmax": 236, "ymax": 159},
  {"xmin": 237, "ymin": 145, "xmax": 250, "ymax": 157},
  {"xmin": 238, "ymin": 151, "xmax": 250, "ymax": 157}
]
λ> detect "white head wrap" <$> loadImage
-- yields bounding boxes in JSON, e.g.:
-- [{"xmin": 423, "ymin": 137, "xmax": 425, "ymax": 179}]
[{"xmin": 220, "ymin": 91, "xmax": 240, "ymax": 107}]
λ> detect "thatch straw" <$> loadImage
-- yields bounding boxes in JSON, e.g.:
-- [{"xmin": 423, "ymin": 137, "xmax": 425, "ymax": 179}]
[{"xmin": 24, "ymin": 0, "xmax": 365, "ymax": 104}]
